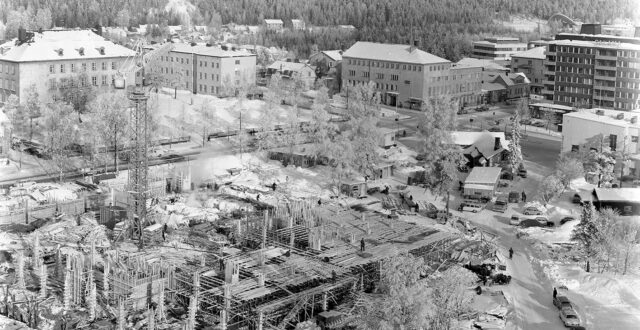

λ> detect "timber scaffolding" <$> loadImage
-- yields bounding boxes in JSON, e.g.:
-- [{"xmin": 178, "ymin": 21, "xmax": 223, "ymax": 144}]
[{"xmin": 165, "ymin": 200, "xmax": 465, "ymax": 329}]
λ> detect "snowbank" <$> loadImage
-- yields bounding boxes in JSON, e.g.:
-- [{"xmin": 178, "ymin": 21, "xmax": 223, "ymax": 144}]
[{"xmin": 522, "ymin": 221, "xmax": 577, "ymax": 245}]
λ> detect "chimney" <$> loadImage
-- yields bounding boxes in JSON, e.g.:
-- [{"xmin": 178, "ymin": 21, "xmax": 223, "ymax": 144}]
[
  {"xmin": 413, "ymin": 39, "xmax": 419, "ymax": 48},
  {"xmin": 18, "ymin": 27, "xmax": 26, "ymax": 43},
  {"xmin": 94, "ymin": 24, "xmax": 103, "ymax": 36},
  {"xmin": 494, "ymin": 137, "xmax": 501, "ymax": 151}
]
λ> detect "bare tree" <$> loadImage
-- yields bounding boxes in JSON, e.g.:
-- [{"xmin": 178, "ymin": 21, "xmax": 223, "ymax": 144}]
[
  {"xmin": 59, "ymin": 73, "xmax": 96, "ymax": 114},
  {"xmin": 426, "ymin": 266, "xmax": 476, "ymax": 329},
  {"xmin": 307, "ymin": 86, "xmax": 337, "ymax": 162},
  {"xmin": 555, "ymin": 154, "xmax": 584, "ymax": 189},
  {"xmin": 537, "ymin": 174, "xmax": 564, "ymax": 206},
  {"xmin": 508, "ymin": 108, "xmax": 523, "ymax": 177},
  {"xmin": 88, "ymin": 91, "xmax": 131, "ymax": 173},
  {"xmin": 23, "ymin": 84, "xmax": 42, "ymax": 141},
  {"xmin": 41, "ymin": 101, "xmax": 79, "ymax": 181}
]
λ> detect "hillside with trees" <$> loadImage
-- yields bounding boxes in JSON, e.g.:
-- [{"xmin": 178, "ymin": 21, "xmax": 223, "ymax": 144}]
[{"xmin": 1, "ymin": 0, "xmax": 637, "ymax": 60}]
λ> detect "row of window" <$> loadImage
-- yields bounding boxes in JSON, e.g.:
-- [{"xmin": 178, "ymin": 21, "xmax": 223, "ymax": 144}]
[
  {"xmin": 374, "ymin": 82, "xmax": 397, "ymax": 91},
  {"xmin": 556, "ymin": 76, "xmax": 593, "ymax": 84},
  {"xmin": 557, "ymin": 56, "xmax": 595, "ymax": 65},
  {"xmin": 0, "ymin": 78, "xmax": 16, "ymax": 91},
  {"xmin": 554, "ymin": 95, "xmax": 592, "ymax": 105},
  {"xmin": 555, "ymin": 65, "xmax": 594, "ymax": 74},
  {"xmin": 618, "ymin": 70, "xmax": 640, "ymax": 79},
  {"xmin": 48, "ymin": 75, "xmax": 111, "ymax": 89},
  {"xmin": 346, "ymin": 58, "xmax": 438, "ymax": 72},
  {"xmin": 616, "ymin": 81, "xmax": 640, "ymax": 89},
  {"xmin": 49, "ymin": 61, "xmax": 116, "ymax": 74},
  {"xmin": 162, "ymin": 56, "xmax": 190, "ymax": 65},
  {"xmin": 199, "ymin": 84, "xmax": 221, "ymax": 94},
  {"xmin": 0, "ymin": 63, "xmax": 17, "ymax": 75}
]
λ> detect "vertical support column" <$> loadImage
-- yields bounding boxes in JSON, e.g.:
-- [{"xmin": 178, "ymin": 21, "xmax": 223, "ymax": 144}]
[
  {"xmin": 321, "ymin": 292, "xmax": 328, "ymax": 311},
  {"xmin": 262, "ymin": 210, "xmax": 268, "ymax": 249},
  {"xmin": 257, "ymin": 311, "xmax": 264, "ymax": 330}
]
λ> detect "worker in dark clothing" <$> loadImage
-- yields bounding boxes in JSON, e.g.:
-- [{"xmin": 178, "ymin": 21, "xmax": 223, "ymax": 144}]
[
  {"xmin": 318, "ymin": 199, "xmax": 322, "ymax": 206},
  {"xmin": 272, "ymin": 182, "xmax": 277, "ymax": 191},
  {"xmin": 162, "ymin": 223, "xmax": 167, "ymax": 241},
  {"xmin": 482, "ymin": 275, "xmax": 488, "ymax": 286},
  {"xmin": 553, "ymin": 287, "xmax": 557, "ymax": 298},
  {"xmin": 509, "ymin": 247, "xmax": 514, "ymax": 259},
  {"xmin": 360, "ymin": 238, "xmax": 365, "ymax": 252},
  {"xmin": 521, "ymin": 191, "xmax": 527, "ymax": 203},
  {"xmin": 409, "ymin": 195, "xmax": 413, "ymax": 201},
  {"xmin": 256, "ymin": 194, "xmax": 260, "ymax": 202}
]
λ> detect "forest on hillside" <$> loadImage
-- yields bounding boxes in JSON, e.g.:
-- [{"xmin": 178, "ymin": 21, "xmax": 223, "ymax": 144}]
[{"xmin": 1, "ymin": 0, "xmax": 638, "ymax": 60}]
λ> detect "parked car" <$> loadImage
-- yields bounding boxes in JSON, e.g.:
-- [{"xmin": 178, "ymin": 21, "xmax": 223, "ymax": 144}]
[
  {"xmin": 531, "ymin": 215, "xmax": 554, "ymax": 227},
  {"xmin": 161, "ymin": 153, "xmax": 185, "ymax": 163},
  {"xmin": 559, "ymin": 309, "xmax": 581, "ymax": 328},
  {"xmin": 517, "ymin": 164, "xmax": 528, "ymax": 178},
  {"xmin": 509, "ymin": 215, "xmax": 521, "ymax": 226},
  {"xmin": 501, "ymin": 171, "xmax": 514, "ymax": 180},
  {"xmin": 571, "ymin": 193, "xmax": 582, "ymax": 204},
  {"xmin": 560, "ymin": 216, "xmax": 576, "ymax": 225},
  {"xmin": 508, "ymin": 191, "xmax": 520, "ymax": 203},
  {"xmin": 520, "ymin": 118, "xmax": 532, "ymax": 125},
  {"xmin": 524, "ymin": 206, "xmax": 544, "ymax": 216},
  {"xmin": 493, "ymin": 196, "xmax": 508, "ymax": 213},
  {"xmin": 457, "ymin": 109, "xmax": 468, "ymax": 115},
  {"xmin": 460, "ymin": 200, "xmax": 484, "ymax": 213},
  {"xmin": 553, "ymin": 295, "xmax": 575, "ymax": 312},
  {"xmin": 24, "ymin": 147, "xmax": 51, "ymax": 160},
  {"xmin": 488, "ymin": 126, "xmax": 502, "ymax": 132},
  {"xmin": 520, "ymin": 218, "xmax": 547, "ymax": 228}
]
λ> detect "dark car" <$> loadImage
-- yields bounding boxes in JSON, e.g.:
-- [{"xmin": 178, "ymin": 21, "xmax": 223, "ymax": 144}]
[
  {"xmin": 488, "ymin": 126, "xmax": 502, "ymax": 132},
  {"xmin": 161, "ymin": 153, "xmax": 185, "ymax": 163},
  {"xmin": 24, "ymin": 147, "xmax": 51, "ymax": 160},
  {"xmin": 508, "ymin": 191, "xmax": 520, "ymax": 203},
  {"xmin": 571, "ymin": 193, "xmax": 583, "ymax": 204},
  {"xmin": 560, "ymin": 216, "xmax": 576, "ymax": 225},
  {"xmin": 501, "ymin": 171, "xmax": 514, "ymax": 180},
  {"xmin": 520, "ymin": 218, "xmax": 547, "ymax": 228},
  {"xmin": 517, "ymin": 164, "xmax": 527, "ymax": 178},
  {"xmin": 457, "ymin": 109, "xmax": 468, "ymax": 115},
  {"xmin": 492, "ymin": 196, "xmax": 508, "ymax": 213}
]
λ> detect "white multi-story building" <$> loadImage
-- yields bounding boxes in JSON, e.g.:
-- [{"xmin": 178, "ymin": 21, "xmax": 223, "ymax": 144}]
[
  {"xmin": 0, "ymin": 29, "xmax": 135, "ymax": 104},
  {"xmin": 562, "ymin": 108, "xmax": 640, "ymax": 177},
  {"xmin": 472, "ymin": 37, "xmax": 528, "ymax": 60}
]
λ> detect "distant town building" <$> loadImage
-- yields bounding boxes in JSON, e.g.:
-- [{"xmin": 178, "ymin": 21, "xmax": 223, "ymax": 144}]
[
  {"xmin": 0, "ymin": 29, "xmax": 135, "ymax": 104},
  {"xmin": 562, "ymin": 108, "xmax": 640, "ymax": 177},
  {"xmin": 451, "ymin": 131, "xmax": 509, "ymax": 168},
  {"xmin": 542, "ymin": 36, "xmax": 640, "ymax": 110},
  {"xmin": 528, "ymin": 39, "xmax": 551, "ymax": 49},
  {"xmin": 291, "ymin": 19, "xmax": 306, "ymax": 31},
  {"xmin": 267, "ymin": 60, "xmax": 317, "ymax": 90},
  {"xmin": 309, "ymin": 50, "xmax": 343, "ymax": 72},
  {"xmin": 155, "ymin": 43, "xmax": 256, "ymax": 97},
  {"xmin": 338, "ymin": 25, "xmax": 356, "ymax": 30},
  {"xmin": 482, "ymin": 72, "xmax": 530, "ymax": 103},
  {"xmin": 342, "ymin": 41, "xmax": 463, "ymax": 109},
  {"xmin": 264, "ymin": 19, "xmax": 284, "ymax": 31},
  {"xmin": 472, "ymin": 37, "xmax": 527, "ymax": 60},
  {"xmin": 581, "ymin": 23, "xmax": 637, "ymax": 38},
  {"xmin": 511, "ymin": 47, "xmax": 546, "ymax": 95}
]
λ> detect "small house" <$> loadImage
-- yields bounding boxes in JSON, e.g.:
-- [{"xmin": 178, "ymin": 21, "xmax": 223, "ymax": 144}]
[
  {"xmin": 463, "ymin": 166, "xmax": 502, "ymax": 201},
  {"xmin": 267, "ymin": 60, "xmax": 317, "ymax": 90},
  {"xmin": 341, "ymin": 179, "xmax": 367, "ymax": 198},
  {"xmin": 592, "ymin": 188, "xmax": 640, "ymax": 216},
  {"xmin": 291, "ymin": 19, "xmax": 306, "ymax": 31},
  {"xmin": 378, "ymin": 128, "xmax": 396, "ymax": 148},
  {"xmin": 451, "ymin": 131, "xmax": 509, "ymax": 168},
  {"xmin": 309, "ymin": 50, "xmax": 343, "ymax": 74},
  {"xmin": 264, "ymin": 19, "xmax": 284, "ymax": 31},
  {"xmin": 372, "ymin": 163, "xmax": 394, "ymax": 180},
  {"xmin": 268, "ymin": 144, "xmax": 328, "ymax": 168}
]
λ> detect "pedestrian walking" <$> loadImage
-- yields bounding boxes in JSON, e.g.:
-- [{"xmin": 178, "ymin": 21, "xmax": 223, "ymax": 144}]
[
  {"xmin": 553, "ymin": 287, "xmax": 557, "ymax": 298},
  {"xmin": 360, "ymin": 238, "xmax": 366, "ymax": 252},
  {"xmin": 521, "ymin": 191, "xmax": 527, "ymax": 203},
  {"xmin": 509, "ymin": 247, "xmax": 514, "ymax": 259},
  {"xmin": 317, "ymin": 199, "xmax": 322, "ymax": 206},
  {"xmin": 256, "ymin": 194, "xmax": 260, "ymax": 202},
  {"xmin": 272, "ymin": 182, "xmax": 277, "ymax": 191}
]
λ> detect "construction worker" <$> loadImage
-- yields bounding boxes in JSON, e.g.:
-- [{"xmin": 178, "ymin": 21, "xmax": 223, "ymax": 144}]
[
  {"xmin": 509, "ymin": 247, "xmax": 514, "ymax": 259},
  {"xmin": 272, "ymin": 182, "xmax": 277, "ymax": 191},
  {"xmin": 521, "ymin": 191, "xmax": 527, "ymax": 203},
  {"xmin": 553, "ymin": 287, "xmax": 557, "ymax": 299},
  {"xmin": 360, "ymin": 238, "xmax": 365, "ymax": 252},
  {"xmin": 256, "ymin": 194, "xmax": 260, "ymax": 202},
  {"xmin": 318, "ymin": 199, "xmax": 322, "ymax": 206}
]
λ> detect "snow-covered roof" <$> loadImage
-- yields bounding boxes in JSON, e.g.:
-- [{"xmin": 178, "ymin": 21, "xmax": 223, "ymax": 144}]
[
  {"xmin": 268, "ymin": 60, "xmax": 314, "ymax": 72},
  {"xmin": 594, "ymin": 188, "xmax": 640, "ymax": 203},
  {"xmin": 511, "ymin": 46, "xmax": 546, "ymax": 60},
  {"xmin": 464, "ymin": 167, "xmax": 502, "ymax": 185},
  {"xmin": 0, "ymin": 29, "xmax": 135, "ymax": 62},
  {"xmin": 343, "ymin": 41, "xmax": 450, "ymax": 65},
  {"xmin": 451, "ymin": 131, "xmax": 507, "ymax": 148},
  {"xmin": 264, "ymin": 19, "xmax": 284, "ymax": 24},
  {"xmin": 172, "ymin": 43, "xmax": 255, "ymax": 58},
  {"xmin": 563, "ymin": 108, "xmax": 640, "ymax": 128},
  {"xmin": 322, "ymin": 50, "xmax": 343, "ymax": 61},
  {"xmin": 455, "ymin": 57, "xmax": 508, "ymax": 71}
]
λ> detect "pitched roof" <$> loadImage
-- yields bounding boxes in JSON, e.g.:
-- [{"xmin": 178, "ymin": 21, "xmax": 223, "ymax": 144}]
[
  {"xmin": 465, "ymin": 167, "xmax": 502, "ymax": 185},
  {"xmin": 456, "ymin": 57, "xmax": 508, "ymax": 71},
  {"xmin": 453, "ymin": 131, "xmax": 509, "ymax": 161},
  {"xmin": 0, "ymin": 29, "xmax": 135, "ymax": 62},
  {"xmin": 511, "ymin": 46, "xmax": 546, "ymax": 60},
  {"xmin": 264, "ymin": 19, "xmax": 284, "ymax": 24},
  {"xmin": 268, "ymin": 60, "xmax": 314, "ymax": 72},
  {"xmin": 594, "ymin": 188, "xmax": 640, "ymax": 203},
  {"xmin": 342, "ymin": 41, "xmax": 449, "ymax": 65},
  {"xmin": 172, "ymin": 43, "xmax": 254, "ymax": 58},
  {"xmin": 322, "ymin": 50, "xmax": 343, "ymax": 61}
]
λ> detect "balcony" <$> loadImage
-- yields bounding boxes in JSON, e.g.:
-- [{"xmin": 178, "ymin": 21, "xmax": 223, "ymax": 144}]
[
  {"xmin": 595, "ymin": 64, "xmax": 617, "ymax": 71},
  {"xmin": 594, "ymin": 74, "xmax": 616, "ymax": 81},
  {"xmin": 595, "ymin": 55, "xmax": 617, "ymax": 61},
  {"xmin": 542, "ymin": 80, "xmax": 555, "ymax": 85},
  {"xmin": 593, "ymin": 85, "xmax": 616, "ymax": 92},
  {"xmin": 542, "ymin": 89, "xmax": 554, "ymax": 95},
  {"xmin": 543, "ymin": 70, "xmax": 556, "ymax": 76},
  {"xmin": 593, "ymin": 94, "xmax": 615, "ymax": 102}
]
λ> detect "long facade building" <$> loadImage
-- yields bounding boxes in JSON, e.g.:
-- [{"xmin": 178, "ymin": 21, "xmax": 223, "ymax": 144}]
[
  {"xmin": 341, "ymin": 41, "xmax": 481, "ymax": 109},
  {"xmin": 154, "ymin": 43, "xmax": 256, "ymax": 97},
  {"xmin": 0, "ymin": 29, "xmax": 135, "ymax": 104},
  {"xmin": 472, "ymin": 37, "xmax": 527, "ymax": 60},
  {"xmin": 543, "ymin": 36, "xmax": 640, "ymax": 111}
]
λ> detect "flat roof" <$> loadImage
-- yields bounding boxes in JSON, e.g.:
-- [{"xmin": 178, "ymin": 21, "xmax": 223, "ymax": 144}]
[
  {"xmin": 530, "ymin": 103, "xmax": 575, "ymax": 111},
  {"xmin": 511, "ymin": 46, "xmax": 546, "ymax": 60},
  {"xmin": 594, "ymin": 188, "xmax": 640, "ymax": 203},
  {"xmin": 464, "ymin": 184, "xmax": 494, "ymax": 191},
  {"xmin": 172, "ymin": 43, "xmax": 255, "ymax": 58},
  {"xmin": 342, "ymin": 41, "xmax": 450, "ymax": 65},
  {"xmin": 548, "ymin": 39, "xmax": 640, "ymax": 50},
  {"xmin": 563, "ymin": 109, "xmax": 640, "ymax": 128},
  {"xmin": 465, "ymin": 167, "xmax": 502, "ymax": 185}
]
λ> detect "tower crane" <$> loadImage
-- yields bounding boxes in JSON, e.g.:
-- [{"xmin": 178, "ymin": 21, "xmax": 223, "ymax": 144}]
[{"xmin": 113, "ymin": 40, "xmax": 173, "ymax": 248}]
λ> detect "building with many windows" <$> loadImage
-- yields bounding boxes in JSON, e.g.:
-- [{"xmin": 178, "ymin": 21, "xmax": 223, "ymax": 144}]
[
  {"xmin": 511, "ymin": 47, "xmax": 546, "ymax": 95},
  {"xmin": 342, "ymin": 41, "xmax": 481, "ymax": 109},
  {"xmin": 0, "ymin": 29, "xmax": 135, "ymax": 104},
  {"xmin": 542, "ymin": 37, "xmax": 640, "ymax": 110},
  {"xmin": 472, "ymin": 37, "xmax": 527, "ymax": 60},
  {"xmin": 155, "ymin": 43, "xmax": 256, "ymax": 97},
  {"xmin": 562, "ymin": 108, "xmax": 640, "ymax": 177}
]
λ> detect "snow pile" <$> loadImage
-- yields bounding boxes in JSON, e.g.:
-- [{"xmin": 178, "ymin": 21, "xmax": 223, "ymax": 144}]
[
  {"xmin": 0, "ymin": 315, "xmax": 30, "ymax": 330},
  {"xmin": 524, "ymin": 201, "xmax": 547, "ymax": 213},
  {"xmin": 380, "ymin": 145, "xmax": 417, "ymax": 165},
  {"xmin": 522, "ymin": 221, "xmax": 578, "ymax": 245},
  {"xmin": 568, "ymin": 177, "xmax": 595, "ymax": 192},
  {"xmin": 43, "ymin": 188, "xmax": 78, "ymax": 203}
]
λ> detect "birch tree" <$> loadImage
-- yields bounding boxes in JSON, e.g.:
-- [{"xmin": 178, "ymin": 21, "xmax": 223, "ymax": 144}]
[
  {"xmin": 342, "ymin": 82, "xmax": 381, "ymax": 176},
  {"xmin": 88, "ymin": 91, "xmax": 131, "ymax": 172},
  {"xmin": 307, "ymin": 86, "xmax": 337, "ymax": 162},
  {"xmin": 555, "ymin": 154, "xmax": 584, "ymax": 189},
  {"xmin": 508, "ymin": 109, "xmax": 523, "ymax": 176},
  {"xmin": 426, "ymin": 266, "xmax": 476, "ymax": 329},
  {"xmin": 41, "ymin": 101, "xmax": 79, "ymax": 181},
  {"xmin": 537, "ymin": 174, "xmax": 564, "ymax": 206},
  {"xmin": 23, "ymin": 84, "xmax": 42, "ymax": 141}
]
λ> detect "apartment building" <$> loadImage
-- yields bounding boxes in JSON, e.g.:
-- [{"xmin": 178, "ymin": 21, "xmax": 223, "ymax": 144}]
[
  {"xmin": 342, "ymin": 41, "xmax": 466, "ymax": 109},
  {"xmin": 264, "ymin": 19, "xmax": 284, "ymax": 31},
  {"xmin": 542, "ymin": 38, "xmax": 640, "ymax": 110},
  {"xmin": 156, "ymin": 43, "xmax": 256, "ymax": 97},
  {"xmin": 562, "ymin": 108, "xmax": 640, "ymax": 177},
  {"xmin": 472, "ymin": 37, "xmax": 527, "ymax": 60},
  {"xmin": 0, "ymin": 29, "xmax": 135, "ymax": 104},
  {"xmin": 511, "ymin": 47, "xmax": 546, "ymax": 95}
]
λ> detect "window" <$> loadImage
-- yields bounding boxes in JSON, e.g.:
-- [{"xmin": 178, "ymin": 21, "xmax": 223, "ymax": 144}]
[
  {"xmin": 376, "ymin": 73, "xmax": 384, "ymax": 79},
  {"xmin": 102, "ymin": 62, "xmax": 107, "ymax": 70},
  {"xmin": 71, "ymin": 64, "xmax": 76, "ymax": 72},
  {"xmin": 91, "ymin": 76, "xmax": 97, "ymax": 86},
  {"xmin": 216, "ymin": 63, "xmax": 219, "ymax": 69},
  {"xmin": 187, "ymin": 59, "xmax": 189, "ymax": 64},
  {"xmin": 349, "ymin": 70, "xmax": 355, "ymax": 76},
  {"xmin": 609, "ymin": 134, "xmax": 617, "ymax": 151},
  {"xmin": 632, "ymin": 136, "xmax": 639, "ymax": 143},
  {"xmin": 404, "ymin": 80, "xmax": 411, "ymax": 84},
  {"xmin": 49, "ymin": 65, "xmax": 54, "ymax": 73},
  {"xmin": 235, "ymin": 60, "xmax": 240, "ymax": 65},
  {"xmin": 186, "ymin": 70, "xmax": 189, "ymax": 76},
  {"xmin": 391, "ymin": 74, "xmax": 398, "ymax": 81},
  {"xmin": 101, "ymin": 75, "xmax": 107, "ymax": 86},
  {"xmin": 60, "ymin": 64, "xmax": 65, "ymax": 73},
  {"xmin": 112, "ymin": 62, "xmax": 116, "ymax": 70},
  {"xmin": 82, "ymin": 63, "xmax": 87, "ymax": 72},
  {"xmin": 181, "ymin": 58, "xmax": 184, "ymax": 64},
  {"xmin": 92, "ymin": 62, "xmax": 96, "ymax": 71},
  {"xmin": 204, "ymin": 73, "xmax": 207, "ymax": 79},
  {"xmin": 171, "ymin": 57, "xmax": 173, "ymax": 62},
  {"xmin": 363, "ymin": 72, "xmax": 369, "ymax": 78}
]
